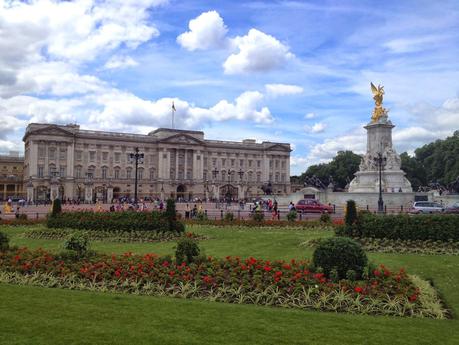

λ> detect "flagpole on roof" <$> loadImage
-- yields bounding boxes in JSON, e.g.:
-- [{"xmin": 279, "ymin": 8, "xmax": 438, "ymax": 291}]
[{"xmin": 171, "ymin": 101, "xmax": 176, "ymax": 129}]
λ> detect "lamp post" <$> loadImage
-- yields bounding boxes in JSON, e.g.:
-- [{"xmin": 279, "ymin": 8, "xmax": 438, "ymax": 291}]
[
  {"xmin": 212, "ymin": 168, "xmax": 219, "ymax": 201},
  {"xmin": 374, "ymin": 152, "xmax": 386, "ymax": 213},
  {"xmin": 227, "ymin": 169, "xmax": 232, "ymax": 183},
  {"xmin": 128, "ymin": 147, "xmax": 144, "ymax": 205}
]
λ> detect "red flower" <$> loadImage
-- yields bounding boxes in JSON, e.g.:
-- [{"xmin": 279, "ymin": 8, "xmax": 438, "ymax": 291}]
[
  {"xmin": 313, "ymin": 273, "xmax": 324, "ymax": 280},
  {"xmin": 114, "ymin": 270, "xmax": 121, "ymax": 277},
  {"xmin": 373, "ymin": 270, "xmax": 381, "ymax": 277},
  {"xmin": 162, "ymin": 261, "xmax": 170, "ymax": 267},
  {"xmin": 282, "ymin": 264, "xmax": 292, "ymax": 270},
  {"xmin": 409, "ymin": 294, "xmax": 418, "ymax": 302},
  {"xmin": 263, "ymin": 265, "xmax": 272, "ymax": 272},
  {"xmin": 202, "ymin": 275, "xmax": 213, "ymax": 284},
  {"xmin": 240, "ymin": 264, "xmax": 248, "ymax": 271},
  {"xmin": 354, "ymin": 286, "xmax": 363, "ymax": 293},
  {"xmin": 168, "ymin": 270, "xmax": 175, "ymax": 277}
]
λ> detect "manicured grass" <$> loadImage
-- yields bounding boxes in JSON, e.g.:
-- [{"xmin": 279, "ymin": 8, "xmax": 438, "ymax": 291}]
[{"xmin": 1, "ymin": 224, "xmax": 459, "ymax": 344}]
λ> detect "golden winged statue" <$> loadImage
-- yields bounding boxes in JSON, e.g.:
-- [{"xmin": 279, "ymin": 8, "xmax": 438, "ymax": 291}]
[{"xmin": 370, "ymin": 82, "xmax": 387, "ymax": 122}]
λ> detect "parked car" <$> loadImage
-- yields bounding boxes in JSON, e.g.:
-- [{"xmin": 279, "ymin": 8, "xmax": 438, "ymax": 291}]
[
  {"xmin": 445, "ymin": 202, "xmax": 459, "ymax": 214},
  {"xmin": 409, "ymin": 201, "xmax": 445, "ymax": 214},
  {"xmin": 295, "ymin": 199, "xmax": 334, "ymax": 213}
]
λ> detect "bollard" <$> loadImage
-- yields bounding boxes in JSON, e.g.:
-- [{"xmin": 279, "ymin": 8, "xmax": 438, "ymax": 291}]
[
  {"xmin": 333, "ymin": 204, "xmax": 336, "ymax": 213},
  {"xmin": 277, "ymin": 210, "xmax": 280, "ymax": 220},
  {"xmin": 299, "ymin": 212, "xmax": 302, "ymax": 221},
  {"xmin": 220, "ymin": 209, "xmax": 223, "ymax": 220},
  {"xmin": 238, "ymin": 210, "xmax": 240, "ymax": 220},
  {"xmin": 366, "ymin": 205, "xmax": 369, "ymax": 211},
  {"xmin": 36, "ymin": 212, "xmax": 39, "ymax": 219},
  {"xmin": 205, "ymin": 209, "xmax": 208, "ymax": 217},
  {"xmin": 384, "ymin": 205, "xmax": 387, "ymax": 213},
  {"xmin": 400, "ymin": 205, "xmax": 403, "ymax": 212}
]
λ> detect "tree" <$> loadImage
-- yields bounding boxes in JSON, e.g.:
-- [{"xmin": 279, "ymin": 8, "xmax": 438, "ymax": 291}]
[{"xmin": 298, "ymin": 151, "xmax": 361, "ymax": 189}]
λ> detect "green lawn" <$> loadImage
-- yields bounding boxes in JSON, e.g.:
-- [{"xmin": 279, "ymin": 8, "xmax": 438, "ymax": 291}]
[{"xmin": 1, "ymin": 224, "xmax": 459, "ymax": 345}]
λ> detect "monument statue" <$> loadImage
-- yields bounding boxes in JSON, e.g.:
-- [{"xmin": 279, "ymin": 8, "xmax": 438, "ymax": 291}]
[
  {"xmin": 348, "ymin": 83, "xmax": 412, "ymax": 193},
  {"xmin": 370, "ymin": 82, "xmax": 388, "ymax": 123}
]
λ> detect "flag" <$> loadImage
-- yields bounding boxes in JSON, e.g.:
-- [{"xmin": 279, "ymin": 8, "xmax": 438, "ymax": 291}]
[{"xmin": 172, "ymin": 101, "xmax": 176, "ymax": 111}]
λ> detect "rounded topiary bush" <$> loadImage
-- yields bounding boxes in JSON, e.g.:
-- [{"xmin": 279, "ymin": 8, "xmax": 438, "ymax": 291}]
[
  {"xmin": 287, "ymin": 210, "xmax": 297, "ymax": 222},
  {"xmin": 51, "ymin": 198, "xmax": 62, "ymax": 217},
  {"xmin": 0, "ymin": 231, "xmax": 9, "ymax": 251},
  {"xmin": 175, "ymin": 237, "xmax": 200, "ymax": 264},
  {"xmin": 312, "ymin": 237, "xmax": 367, "ymax": 280},
  {"xmin": 63, "ymin": 232, "xmax": 89, "ymax": 256}
]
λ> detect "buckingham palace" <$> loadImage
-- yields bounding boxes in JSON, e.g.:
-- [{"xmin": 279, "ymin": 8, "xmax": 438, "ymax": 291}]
[{"xmin": 22, "ymin": 123, "xmax": 291, "ymax": 202}]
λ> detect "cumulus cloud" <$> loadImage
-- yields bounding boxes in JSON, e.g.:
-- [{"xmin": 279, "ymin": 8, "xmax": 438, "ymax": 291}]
[
  {"xmin": 224, "ymin": 29, "xmax": 294, "ymax": 74},
  {"xmin": 305, "ymin": 112, "xmax": 315, "ymax": 119},
  {"xmin": 177, "ymin": 11, "xmax": 228, "ymax": 51},
  {"xmin": 305, "ymin": 122, "xmax": 327, "ymax": 133},
  {"xmin": 104, "ymin": 56, "xmax": 138, "ymax": 69},
  {"xmin": 87, "ymin": 89, "xmax": 274, "ymax": 132},
  {"xmin": 265, "ymin": 84, "xmax": 303, "ymax": 97}
]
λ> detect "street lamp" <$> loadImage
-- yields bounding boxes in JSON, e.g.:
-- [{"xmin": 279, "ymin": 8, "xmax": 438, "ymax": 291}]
[
  {"xmin": 227, "ymin": 169, "xmax": 232, "ymax": 183},
  {"xmin": 374, "ymin": 152, "xmax": 386, "ymax": 213},
  {"xmin": 212, "ymin": 167, "xmax": 219, "ymax": 180},
  {"xmin": 128, "ymin": 147, "xmax": 144, "ymax": 204}
]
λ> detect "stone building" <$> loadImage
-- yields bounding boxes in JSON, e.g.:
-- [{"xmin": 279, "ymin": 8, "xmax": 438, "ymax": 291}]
[
  {"xmin": 23, "ymin": 123, "xmax": 291, "ymax": 202},
  {"xmin": 0, "ymin": 152, "xmax": 24, "ymax": 201}
]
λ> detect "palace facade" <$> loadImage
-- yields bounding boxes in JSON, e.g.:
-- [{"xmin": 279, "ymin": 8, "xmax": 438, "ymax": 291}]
[
  {"xmin": 0, "ymin": 152, "xmax": 24, "ymax": 201},
  {"xmin": 23, "ymin": 123, "xmax": 291, "ymax": 202}
]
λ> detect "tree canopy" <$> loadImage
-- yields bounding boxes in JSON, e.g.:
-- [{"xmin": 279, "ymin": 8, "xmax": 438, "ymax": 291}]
[{"xmin": 295, "ymin": 131, "xmax": 459, "ymax": 191}]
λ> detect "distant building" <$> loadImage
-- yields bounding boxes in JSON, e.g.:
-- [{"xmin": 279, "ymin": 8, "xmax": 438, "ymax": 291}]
[
  {"xmin": 0, "ymin": 152, "xmax": 24, "ymax": 201},
  {"xmin": 23, "ymin": 123, "xmax": 291, "ymax": 202}
]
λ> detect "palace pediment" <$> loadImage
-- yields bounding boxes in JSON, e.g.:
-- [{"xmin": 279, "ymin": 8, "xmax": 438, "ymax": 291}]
[
  {"xmin": 265, "ymin": 144, "xmax": 291, "ymax": 152},
  {"xmin": 159, "ymin": 133, "xmax": 204, "ymax": 145},
  {"xmin": 24, "ymin": 125, "xmax": 75, "ymax": 139}
]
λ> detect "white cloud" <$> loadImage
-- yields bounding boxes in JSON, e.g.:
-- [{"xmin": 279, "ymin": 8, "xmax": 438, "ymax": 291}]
[
  {"xmin": 224, "ymin": 29, "xmax": 294, "ymax": 74},
  {"xmin": 177, "ymin": 10, "xmax": 228, "ymax": 51},
  {"xmin": 265, "ymin": 83, "xmax": 303, "ymax": 97},
  {"xmin": 87, "ymin": 89, "xmax": 274, "ymax": 131},
  {"xmin": 305, "ymin": 112, "xmax": 315, "ymax": 119},
  {"xmin": 305, "ymin": 122, "xmax": 327, "ymax": 133},
  {"xmin": 104, "ymin": 55, "xmax": 138, "ymax": 69}
]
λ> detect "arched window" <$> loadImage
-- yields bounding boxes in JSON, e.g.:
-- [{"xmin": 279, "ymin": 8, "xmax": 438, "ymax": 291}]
[
  {"xmin": 126, "ymin": 168, "xmax": 132, "ymax": 179},
  {"xmin": 150, "ymin": 169, "xmax": 156, "ymax": 180},
  {"xmin": 114, "ymin": 167, "xmax": 120, "ymax": 179},
  {"xmin": 137, "ymin": 168, "xmax": 144, "ymax": 180}
]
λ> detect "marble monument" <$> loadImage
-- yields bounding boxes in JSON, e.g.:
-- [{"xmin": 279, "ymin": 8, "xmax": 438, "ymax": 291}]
[{"xmin": 348, "ymin": 83, "xmax": 412, "ymax": 193}]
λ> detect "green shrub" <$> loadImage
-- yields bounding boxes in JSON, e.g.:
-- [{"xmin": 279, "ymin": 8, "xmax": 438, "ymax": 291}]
[
  {"xmin": 312, "ymin": 237, "xmax": 367, "ymax": 280},
  {"xmin": 353, "ymin": 213, "xmax": 459, "ymax": 241},
  {"xmin": 224, "ymin": 212, "xmax": 234, "ymax": 222},
  {"xmin": 165, "ymin": 199, "xmax": 177, "ymax": 223},
  {"xmin": 51, "ymin": 198, "xmax": 62, "ymax": 217},
  {"xmin": 175, "ymin": 237, "xmax": 200, "ymax": 264},
  {"xmin": 287, "ymin": 210, "xmax": 297, "ymax": 222},
  {"xmin": 344, "ymin": 200, "xmax": 357, "ymax": 226},
  {"xmin": 46, "ymin": 210, "xmax": 185, "ymax": 234},
  {"xmin": 0, "ymin": 231, "xmax": 9, "ymax": 251},
  {"xmin": 319, "ymin": 212, "xmax": 331, "ymax": 224},
  {"xmin": 252, "ymin": 211, "xmax": 264, "ymax": 222},
  {"xmin": 197, "ymin": 211, "xmax": 208, "ymax": 221},
  {"xmin": 63, "ymin": 232, "xmax": 89, "ymax": 256}
]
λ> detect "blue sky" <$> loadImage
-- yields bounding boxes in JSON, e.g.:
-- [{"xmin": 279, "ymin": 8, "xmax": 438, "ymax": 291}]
[{"xmin": 1, "ymin": 0, "xmax": 459, "ymax": 175}]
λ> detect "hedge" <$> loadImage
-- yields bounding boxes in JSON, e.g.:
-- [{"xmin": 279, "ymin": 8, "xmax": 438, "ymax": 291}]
[
  {"xmin": 338, "ymin": 213, "xmax": 459, "ymax": 241},
  {"xmin": 47, "ymin": 211, "xmax": 184, "ymax": 234}
]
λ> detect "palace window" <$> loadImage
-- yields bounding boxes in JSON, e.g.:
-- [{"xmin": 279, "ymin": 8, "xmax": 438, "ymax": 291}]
[
  {"xmin": 102, "ymin": 167, "xmax": 108, "ymax": 179},
  {"xmin": 75, "ymin": 166, "xmax": 82, "ymax": 178},
  {"xmin": 76, "ymin": 151, "xmax": 82, "ymax": 161},
  {"xmin": 126, "ymin": 168, "xmax": 132, "ymax": 179},
  {"xmin": 231, "ymin": 159, "xmax": 235, "ymax": 167},
  {"xmin": 281, "ymin": 173, "xmax": 286, "ymax": 182},
  {"xmin": 102, "ymin": 152, "xmax": 108, "ymax": 161},
  {"xmin": 138, "ymin": 169, "xmax": 143, "ymax": 180},
  {"xmin": 281, "ymin": 160, "xmax": 286, "ymax": 169},
  {"xmin": 248, "ymin": 160, "xmax": 252, "ymax": 167},
  {"xmin": 60, "ymin": 166, "xmax": 66, "ymax": 177},
  {"xmin": 38, "ymin": 146, "xmax": 45, "ymax": 159},
  {"xmin": 150, "ymin": 169, "xmax": 155, "ymax": 180},
  {"xmin": 275, "ymin": 160, "xmax": 279, "ymax": 169},
  {"xmin": 212, "ymin": 158, "xmax": 217, "ymax": 166},
  {"xmin": 240, "ymin": 159, "xmax": 244, "ymax": 167},
  {"xmin": 114, "ymin": 168, "xmax": 120, "ymax": 179},
  {"xmin": 59, "ymin": 148, "xmax": 66, "ymax": 160},
  {"xmin": 256, "ymin": 173, "xmax": 261, "ymax": 183},
  {"xmin": 49, "ymin": 148, "xmax": 56, "ymax": 160},
  {"xmin": 38, "ymin": 166, "xmax": 44, "ymax": 178},
  {"xmin": 222, "ymin": 158, "xmax": 226, "ymax": 167},
  {"xmin": 186, "ymin": 170, "xmax": 192, "ymax": 179},
  {"xmin": 114, "ymin": 152, "xmax": 121, "ymax": 163},
  {"xmin": 89, "ymin": 151, "xmax": 96, "ymax": 162},
  {"xmin": 257, "ymin": 160, "xmax": 261, "ymax": 168}
]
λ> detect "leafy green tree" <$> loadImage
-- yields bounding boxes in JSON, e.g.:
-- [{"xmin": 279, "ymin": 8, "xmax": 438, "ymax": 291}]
[{"xmin": 298, "ymin": 151, "xmax": 361, "ymax": 189}]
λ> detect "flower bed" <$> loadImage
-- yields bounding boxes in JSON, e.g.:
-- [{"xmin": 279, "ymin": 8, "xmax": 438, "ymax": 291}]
[
  {"xmin": 0, "ymin": 218, "xmax": 45, "ymax": 226},
  {"xmin": 24, "ymin": 228, "xmax": 205, "ymax": 243},
  {"xmin": 303, "ymin": 238, "xmax": 459, "ymax": 255},
  {"xmin": 0, "ymin": 247, "xmax": 447, "ymax": 318},
  {"xmin": 183, "ymin": 219, "xmax": 333, "ymax": 228}
]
